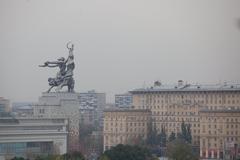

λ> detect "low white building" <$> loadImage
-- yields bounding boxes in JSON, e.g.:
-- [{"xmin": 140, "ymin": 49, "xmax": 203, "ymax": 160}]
[{"xmin": 0, "ymin": 117, "xmax": 68, "ymax": 160}]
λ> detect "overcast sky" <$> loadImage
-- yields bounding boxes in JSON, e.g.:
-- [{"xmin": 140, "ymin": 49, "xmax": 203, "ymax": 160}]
[{"xmin": 1, "ymin": 0, "xmax": 240, "ymax": 103}]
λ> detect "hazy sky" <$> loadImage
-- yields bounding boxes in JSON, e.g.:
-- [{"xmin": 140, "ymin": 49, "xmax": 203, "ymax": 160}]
[{"xmin": 1, "ymin": 0, "xmax": 240, "ymax": 103}]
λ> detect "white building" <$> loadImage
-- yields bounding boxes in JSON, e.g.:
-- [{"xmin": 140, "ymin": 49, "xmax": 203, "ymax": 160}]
[{"xmin": 0, "ymin": 117, "xmax": 68, "ymax": 160}]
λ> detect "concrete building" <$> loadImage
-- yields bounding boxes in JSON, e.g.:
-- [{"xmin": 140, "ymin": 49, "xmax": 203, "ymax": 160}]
[
  {"xmin": 0, "ymin": 97, "xmax": 11, "ymax": 113},
  {"xmin": 79, "ymin": 106, "xmax": 98, "ymax": 126},
  {"xmin": 115, "ymin": 93, "xmax": 133, "ymax": 109},
  {"xmin": 128, "ymin": 81, "xmax": 240, "ymax": 159},
  {"xmin": 78, "ymin": 90, "xmax": 106, "ymax": 128},
  {"xmin": 12, "ymin": 102, "xmax": 34, "ymax": 117},
  {"xmin": 78, "ymin": 90, "xmax": 106, "ymax": 109},
  {"xmin": 0, "ymin": 117, "xmax": 67, "ymax": 160},
  {"xmin": 33, "ymin": 92, "xmax": 80, "ymax": 152},
  {"xmin": 103, "ymin": 109, "xmax": 151, "ymax": 151},
  {"xmin": 199, "ymin": 108, "xmax": 240, "ymax": 160}
]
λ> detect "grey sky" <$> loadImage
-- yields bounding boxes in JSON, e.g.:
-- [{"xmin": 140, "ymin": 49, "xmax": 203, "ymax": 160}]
[{"xmin": 1, "ymin": 0, "xmax": 240, "ymax": 103}]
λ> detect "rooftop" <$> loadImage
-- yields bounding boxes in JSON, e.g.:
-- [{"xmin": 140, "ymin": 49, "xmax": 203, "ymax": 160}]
[
  {"xmin": 104, "ymin": 108, "xmax": 151, "ymax": 112},
  {"xmin": 130, "ymin": 81, "xmax": 240, "ymax": 93}
]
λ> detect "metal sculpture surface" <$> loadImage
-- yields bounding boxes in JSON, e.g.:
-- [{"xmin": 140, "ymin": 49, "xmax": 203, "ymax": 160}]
[{"xmin": 39, "ymin": 42, "xmax": 75, "ymax": 92}]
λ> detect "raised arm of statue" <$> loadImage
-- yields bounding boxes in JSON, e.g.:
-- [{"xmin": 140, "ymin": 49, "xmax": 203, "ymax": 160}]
[
  {"xmin": 66, "ymin": 42, "xmax": 74, "ymax": 59},
  {"xmin": 39, "ymin": 62, "xmax": 49, "ymax": 67},
  {"xmin": 39, "ymin": 61, "xmax": 59, "ymax": 68}
]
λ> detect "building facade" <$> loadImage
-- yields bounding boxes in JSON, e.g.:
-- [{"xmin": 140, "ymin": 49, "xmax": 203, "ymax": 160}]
[
  {"xmin": 78, "ymin": 90, "xmax": 106, "ymax": 128},
  {"xmin": 79, "ymin": 106, "xmax": 98, "ymax": 126},
  {"xmin": 78, "ymin": 90, "xmax": 106, "ymax": 109},
  {"xmin": 0, "ymin": 117, "xmax": 67, "ymax": 160},
  {"xmin": 12, "ymin": 102, "xmax": 34, "ymax": 117},
  {"xmin": 0, "ymin": 97, "xmax": 11, "ymax": 113},
  {"xmin": 103, "ymin": 109, "xmax": 151, "ymax": 151},
  {"xmin": 33, "ymin": 92, "xmax": 80, "ymax": 152},
  {"xmin": 199, "ymin": 109, "xmax": 240, "ymax": 160},
  {"xmin": 129, "ymin": 81, "xmax": 240, "ymax": 158},
  {"xmin": 115, "ymin": 93, "xmax": 133, "ymax": 109}
]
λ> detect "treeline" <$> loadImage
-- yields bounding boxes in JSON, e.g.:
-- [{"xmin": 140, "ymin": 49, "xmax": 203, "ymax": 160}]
[
  {"xmin": 147, "ymin": 121, "xmax": 192, "ymax": 147},
  {"xmin": 11, "ymin": 151, "xmax": 85, "ymax": 160}
]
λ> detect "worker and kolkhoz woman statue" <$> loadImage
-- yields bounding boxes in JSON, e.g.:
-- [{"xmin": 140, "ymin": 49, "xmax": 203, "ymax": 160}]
[{"xmin": 39, "ymin": 42, "xmax": 75, "ymax": 93}]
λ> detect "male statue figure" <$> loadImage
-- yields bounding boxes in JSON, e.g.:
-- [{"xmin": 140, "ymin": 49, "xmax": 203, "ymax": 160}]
[{"xmin": 39, "ymin": 42, "xmax": 75, "ymax": 92}]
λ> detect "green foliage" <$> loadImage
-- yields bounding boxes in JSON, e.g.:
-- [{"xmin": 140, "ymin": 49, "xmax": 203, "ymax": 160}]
[
  {"xmin": 178, "ymin": 121, "xmax": 192, "ymax": 144},
  {"xmin": 167, "ymin": 139, "xmax": 198, "ymax": 160},
  {"xmin": 168, "ymin": 132, "xmax": 176, "ymax": 142},
  {"xmin": 156, "ymin": 127, "xmax": 167, "ymax": 147},
  {"xmin": 11, "ymin": 157, "xmax": 27, "ymax": 160},
  {"xmin": 34, "ymin": 152, "xmax": 85, "ymax": 160},
  {"xmin": 147, "ymin": 123, "xmax": 157, "ymax": 145},
  {"xmin": 99, "ymin": 155, "xmax": 110, "ymax": 160},
  {"xmin": 35, "ymin": 155, "xmax": 60, "ymax": 160},
  {"xmin": 186, "ymin": 124, "xmax": 192, "ymax": 143},
  {"xmin": 102, "ymin": 144, "xmax": 154, "ymax": 160},
  {"xmin": 147, "ymin": 124, "xmax": 167, "ymax": 147},
  {"xmin": 61, "ymin": 151, "xmax": 85, "ymax": 160}
]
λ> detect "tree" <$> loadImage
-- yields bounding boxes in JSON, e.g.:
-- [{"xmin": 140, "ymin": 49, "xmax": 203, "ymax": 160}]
[
  {"xmin": 11, "ymin": 157, "xmax": 27, "ymax": 160},
  {"xmin": 147, "ymin": 123, "xmax": 157, "ymax": 146},
  {"xmin": 166, "ymin": 139, "xmax": 198, "ymax": 160},
  {"xmin": 61, "ymin": 151, "xmax": 85, "ymax": 160},
  {"xmin": 102, "ymin": 144, "xmax": 155, "ymax": 160},
  {"xmin": 181, "ymin": 121, "xmax": 187, "ymax": 141},
  {"xmin": 178, "ymin": 121, "xmax": 192, "ymax": 144},
  {"xmin": 99, "ymin": 155, "xmax": 110, "ymax": 160},
  {"xmin": 35, "ymin": 155, "xmax": 60, "ymax": 160},
  {"xmin": 168, "ymin": 132, "xmax": 176, "ymax": 142},
  {"xmin": 186, "ymin": 124, "xmax": 192, "ymax": 143},
  {"xmin": 35, "ymin": 152, "xmax": 85, "ymax": 160},
  {"xmin": 156, "ymin": 127, "xmax": 166, "ymax": 147}
]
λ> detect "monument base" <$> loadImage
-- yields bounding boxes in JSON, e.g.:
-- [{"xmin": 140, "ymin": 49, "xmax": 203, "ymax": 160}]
[{"xmin": 33, "ymin": 92, "xmax": 80, "ymax": 152}]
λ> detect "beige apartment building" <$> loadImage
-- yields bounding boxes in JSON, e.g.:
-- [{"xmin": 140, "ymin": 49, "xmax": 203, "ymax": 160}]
[
  {"xmin": 129, "ymin": 81, "xmax": 240, "ymax": 156},
  {"xmin": 103, "ymin": 109, "xmax": 151, "ymax": 151},
  {"xmin": 200, "ymin": 109, "xmax": 240, "ymax": 160}
]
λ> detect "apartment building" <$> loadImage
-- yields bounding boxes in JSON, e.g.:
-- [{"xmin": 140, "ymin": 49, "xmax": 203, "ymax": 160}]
[
  {"xmin": 103, "ymin": 109, "xmax": 151, "ymax": 151},
  {"xmin": 199, "ymin": 108, "xmax": 240, "ymax": 160},
  {"xmin": 129, "ymin": 81, "xmax": 240, "ymax": 146}
]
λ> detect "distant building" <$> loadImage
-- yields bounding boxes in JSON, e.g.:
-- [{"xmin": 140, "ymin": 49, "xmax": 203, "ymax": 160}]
[
  {"xmin": 0, "ymin": 117, "xmax": 67, "ymax": 160},
  {"xmin": 78, "ymin": 90, "xmax": 106, "ymax": 128},
  {"xmin": 79, "ymin": 106, "xmax": 97, "ymax": 126},
  {"xmin": 79, "ymin": 90, "xmax": 106, "ymax": 109},
  {"xmin": 130, "ymin": 81, "xmax": 240, "ymax": 133},
  {"xmin": 115, "ymin": 93, "xmax": 132, "ymax": 108},
  {"xmin": 103, "ymin": 109, "xmax": 151, "ymax": 151},
  {"xmin": 105, "ymin": 103, "xmax": 117, "ymax": 110},
  {"xmin": 12, "ymin": 103, "xmax": 34, "ymax": 117},
  {"xmin": 199, "ymin": 108, "xmax": 240, "ymax": 160},
  {"xmin": 0, "ymin": 97, "xmax": 11, "ymax": 113}
]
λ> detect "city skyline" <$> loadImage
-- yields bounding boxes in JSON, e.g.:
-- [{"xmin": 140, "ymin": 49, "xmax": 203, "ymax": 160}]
[{"xmin": 1, "ymin": 0, "xmax": 240, "ymax": 102}]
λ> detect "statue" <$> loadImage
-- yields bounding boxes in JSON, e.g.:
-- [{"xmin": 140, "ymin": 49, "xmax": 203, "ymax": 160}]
[{"xmin": 39, "ymin": 42, "xmax": 75, "ymax": 93}]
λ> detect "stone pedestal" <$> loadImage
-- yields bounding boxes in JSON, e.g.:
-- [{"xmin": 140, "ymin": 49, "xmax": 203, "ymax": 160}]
[{"xmin": 33, "ymin": 92, "xmax": 80, "ymax": 152}]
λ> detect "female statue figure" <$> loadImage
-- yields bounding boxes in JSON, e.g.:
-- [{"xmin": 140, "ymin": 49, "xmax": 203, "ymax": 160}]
[{"xmin": 39, "ymin": 42, "xmax": 75, "ymax": 92}]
